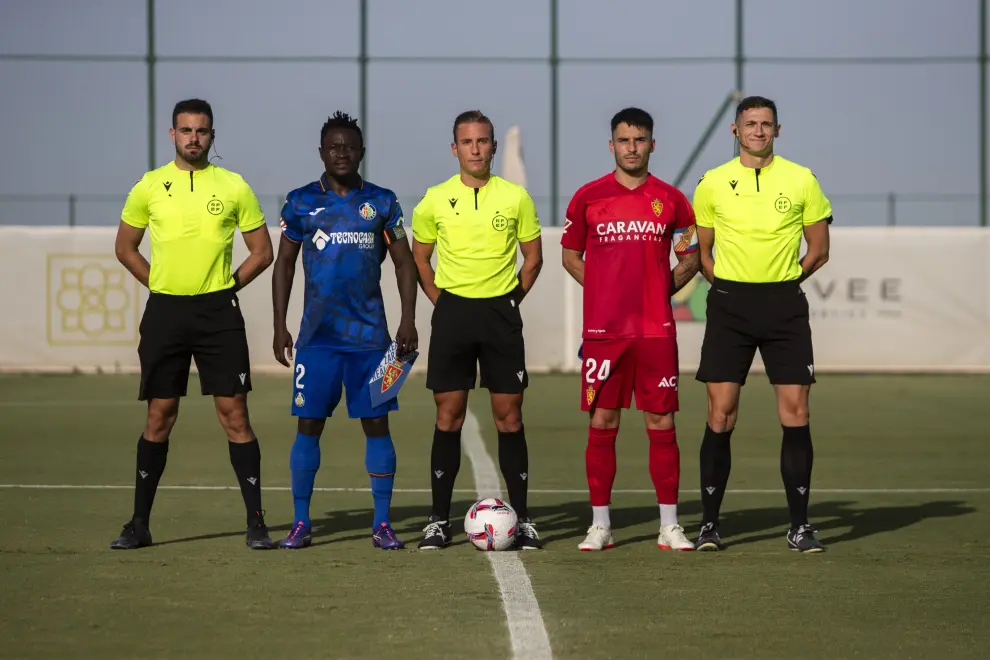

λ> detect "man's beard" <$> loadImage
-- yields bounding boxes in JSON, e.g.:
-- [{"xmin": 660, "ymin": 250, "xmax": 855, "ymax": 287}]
[{"xmin": 178, "ymin": 144, "xmax": 209, "ymax": 165}]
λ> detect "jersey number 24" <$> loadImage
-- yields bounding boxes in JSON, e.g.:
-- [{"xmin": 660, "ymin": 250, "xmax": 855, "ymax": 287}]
[{"xmin": 584, "ymin": 358, "xmax": 611, "ymax": 383}]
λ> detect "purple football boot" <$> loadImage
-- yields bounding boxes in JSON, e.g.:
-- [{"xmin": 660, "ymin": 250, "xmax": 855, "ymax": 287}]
[
  {"xmin": 278, "ymin": 521, "xmax": 312, "ymax": 549},
  {"xmin": 372, "ymin": 522, "xmax": 405, "ymax": 550}
]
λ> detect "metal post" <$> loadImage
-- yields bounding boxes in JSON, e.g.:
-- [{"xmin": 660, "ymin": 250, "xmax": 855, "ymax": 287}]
[
  {"xmin": 887, "ymin": 192, "xmax": 896, "ymax": 227},
  {"xmin": 359, "ymin": 0, "xmax": 368, "ymax": 179},
  {"xmin": 674, "ymin": 91, "xmax": 741, "ymax": 190},
  {"xmin": 549, "ymin": 0, "xmax": 559, "ymax": 225},
  {"xmin": 980, "ymin": 0, "xmax": 987, "ymax": 226},
  {"xmin": 735, "ymin": 0, "xmax": 744, "ymax": 93},
  {"xmin": 69, "ymin": 194, "xmax": 77, "ymax": 228},
  {"xmin": 147, "ymin": 0, "xmax": 156, "ymax": 171},
  {"xmin": 733, "ymin": 0, "xmax": 744, "ymax": 157}
]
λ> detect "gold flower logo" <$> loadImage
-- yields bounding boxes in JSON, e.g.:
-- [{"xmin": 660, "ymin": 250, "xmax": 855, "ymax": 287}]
[{"xmin": 47, "ymin": 255, "xmax": 139, "ymax": 345}]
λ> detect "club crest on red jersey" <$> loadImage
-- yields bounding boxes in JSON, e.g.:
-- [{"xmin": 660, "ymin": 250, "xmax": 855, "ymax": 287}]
[{"xmin": 651, "ymin": 199, "xmax": 664, "ymax": 217}]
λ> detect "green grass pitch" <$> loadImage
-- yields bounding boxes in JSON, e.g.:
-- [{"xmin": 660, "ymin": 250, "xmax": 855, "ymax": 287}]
[{"xmin": 0, "ymin": 372, "xmax": 987, "ymax": 659}]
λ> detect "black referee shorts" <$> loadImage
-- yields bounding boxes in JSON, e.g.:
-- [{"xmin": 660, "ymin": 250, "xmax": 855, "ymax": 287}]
[
  {"xmin": 427, "ymin": 290, "xmax": 528, "ymax": 394},
  {"xmin": 696, "ymin": 278, "xmax": 815, "ymax": 386},
  {"xmin": 137, "ymin": 287, "xmax": 252, "ymax": 400}
]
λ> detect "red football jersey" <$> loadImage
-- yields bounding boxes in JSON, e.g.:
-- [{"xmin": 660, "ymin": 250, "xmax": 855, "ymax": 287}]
[{"xmin": 561, "ymin": 173, "xmax": 698, "ymax": 339}]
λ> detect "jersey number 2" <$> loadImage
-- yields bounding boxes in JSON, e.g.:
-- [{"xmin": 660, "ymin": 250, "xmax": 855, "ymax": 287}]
[
  {"xmin": 295, "ymin": 364, "xmax": 305, "ymax": 389},
  {"xmin": 584, "ymin": 358, "xmax": 611, "ymax": 383}
]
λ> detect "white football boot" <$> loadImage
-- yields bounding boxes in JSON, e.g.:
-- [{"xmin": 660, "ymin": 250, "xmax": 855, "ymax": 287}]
[
  {"xmin": 578, "ymin": 525, "xmax": 615, "ymax": 551},
  {"xmin": 658, "ymin": 524, "xmax": 695, "ymax": 551}
]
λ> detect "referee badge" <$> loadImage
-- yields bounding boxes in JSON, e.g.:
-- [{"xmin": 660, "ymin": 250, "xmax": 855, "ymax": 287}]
[
  {"xmin": 358, "ymin": 202, "xmax": 377, "ymax": 220},
  {"xmin": 651, "ymin": 199, "xmax": 664, "ymax": 217}
]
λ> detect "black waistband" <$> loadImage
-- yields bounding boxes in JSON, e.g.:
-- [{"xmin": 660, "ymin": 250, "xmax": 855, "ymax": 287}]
[
  {"xmin": 712, "ymin": 277, "xmax": 801, "ymax": 293},
  {"xmin": 440, "ymin": 289, "xmax": 518, "ymax": 303},
  {"xmin": 149, "ymin": 285, "xmax": 236, "ymax": 303}
]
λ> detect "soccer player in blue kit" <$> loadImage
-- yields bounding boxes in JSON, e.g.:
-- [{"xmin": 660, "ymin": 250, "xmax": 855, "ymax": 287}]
[{"xmin": 272, "ymin": 111, "xmax": 419, "ymax": 549}]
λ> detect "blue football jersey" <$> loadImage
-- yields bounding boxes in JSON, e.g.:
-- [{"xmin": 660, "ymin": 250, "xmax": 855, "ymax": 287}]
[{"xmin": 280, "ymin": 174, "xmax": 404, "ymax": 351}]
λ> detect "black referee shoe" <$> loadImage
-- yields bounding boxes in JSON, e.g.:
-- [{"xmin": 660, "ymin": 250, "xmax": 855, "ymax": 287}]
[
  {"xmin": 787, "ymin": 524, "xmax": 826, "ymax": 553},
  {"xmin": 110, "ymin": 519, "xmax": 152, "ymax": 550},
  {"xmin": 418, "ymin": 516, "xmax": 452, "ymax": 550},
  {"xmin": 695, "ymin": 522, "xmax": 727, "ymax": 552},
  {"xmin": 245, "ymin": 512, "xmax": 277, "ymax": 550},
  {"xmin": 515, "ymin": 518, "xmax": 544, "ymax": 550}
]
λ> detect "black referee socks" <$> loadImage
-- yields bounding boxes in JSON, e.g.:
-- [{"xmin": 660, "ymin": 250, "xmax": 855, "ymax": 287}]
[
  {"xmin": 699, "ymin": 424, "xmax": 733, "ymax": 526},
  {"xmin": 430, "ymin": 427, "xmax": 462, "ymax": 521},
  {"xmin": 133, "ymin": 436, "xmax": 169, "ymax": 524},
  {"xmin": 781, "ymin": 425, "xmax": 814, "ymax": 529},
  {"xmin": 228, "ymin": 439, "xmax": 263, "ymax": 524},
  {"xmin": 498, "ymin": 427, "xmax": 530, "ymax": 519}
]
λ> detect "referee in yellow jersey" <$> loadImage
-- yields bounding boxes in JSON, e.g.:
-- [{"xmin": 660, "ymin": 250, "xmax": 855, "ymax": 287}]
[
  {"xmin": 692, "ymin": 96, "xmax": 832, "ymax": 553},
  {"xmin": 412, "ymin": 110, "xmax": 544, "ymax": 550},
  {"xmin": 110, "ymin": 99, "xmax": 276, "ymax": 550}
]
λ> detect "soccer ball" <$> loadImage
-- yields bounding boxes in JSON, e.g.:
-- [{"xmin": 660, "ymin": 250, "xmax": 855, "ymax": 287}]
[{"xmin": 464, "ymin": 498, "xmax": 518, "ymax": 551}]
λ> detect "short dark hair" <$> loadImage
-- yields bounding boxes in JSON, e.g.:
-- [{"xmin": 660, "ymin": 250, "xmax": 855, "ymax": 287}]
[
  {"xmin": 172, "ymin": 99, "xmax": 213, "ymax": 128},
  {"xmin": 735, "ymin": 95, "xmax": 778, "ymax": 124},
  {"xmin": 610, "ymin": 107, "xmax": 653, "ymax": 134},
  {"xmin": 452, "ymin": 110, "xmax": 495, "ymax": 141},
  {"xmin": 320, "ymin": 110, "xmax": 363, "ymax": 145}
]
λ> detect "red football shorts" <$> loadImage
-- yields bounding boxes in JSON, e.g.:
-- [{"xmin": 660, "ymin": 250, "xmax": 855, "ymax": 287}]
[{"xmin": 580, "ymin": 337, "xmax": 680, "ymax": 414}]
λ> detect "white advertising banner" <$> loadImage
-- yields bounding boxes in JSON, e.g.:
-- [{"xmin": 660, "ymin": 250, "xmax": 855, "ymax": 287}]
[{"xmin": 0, "ymin": 226, "xmax": 987, "ymax": 373}]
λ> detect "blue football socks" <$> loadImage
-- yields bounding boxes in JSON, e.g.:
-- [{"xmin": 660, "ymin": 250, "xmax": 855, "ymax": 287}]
[
  {"xmin": 289, "ymin": 433, "xmax": 321, "ymax": 527},
  {"xmin": 365, "ymin": 434, "xmax": 397, "ymax": 529}
]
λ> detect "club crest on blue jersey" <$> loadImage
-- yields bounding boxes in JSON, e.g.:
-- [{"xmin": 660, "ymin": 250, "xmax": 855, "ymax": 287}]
[{"xmin": 359, "ymin": 202, "xmax": 377, "ymax": 220}]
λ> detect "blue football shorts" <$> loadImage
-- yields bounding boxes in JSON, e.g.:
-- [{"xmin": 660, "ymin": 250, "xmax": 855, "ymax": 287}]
[{"xmin": 290, "ymin": 347, "xmax": 399, "ymax": 419}]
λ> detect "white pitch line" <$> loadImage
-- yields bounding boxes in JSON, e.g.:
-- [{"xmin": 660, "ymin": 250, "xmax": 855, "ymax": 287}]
[
  {"xmin": 0, "ymin": 484, "xmax": 431, "ymax": 492},
  {"xmin": 461, "ymin": 410, "xmax": 554, "ymax": 660},
  {"xmin": 0, "ymin": 485, "xmax": 988, "ymax": 495},
  {"xmin": 0, "ymin": 400, "xmax": 294, "ymax": 408}
]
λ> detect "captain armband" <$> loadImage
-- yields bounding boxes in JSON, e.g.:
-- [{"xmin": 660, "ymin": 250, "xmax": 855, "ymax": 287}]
[
  {"xmin": 672, "ymin": 225, "xmax": 699, "ymax": 254},
  {"xmin": 384, "ymin": 225, "xmax": 407, "ymax": 245}
]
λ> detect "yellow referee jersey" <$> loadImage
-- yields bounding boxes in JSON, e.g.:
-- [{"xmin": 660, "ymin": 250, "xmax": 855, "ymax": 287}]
[
  {"xmin": 121, "ymin": 162, "xmax": 266, "ymax": 295},
  {"xmin": 412, "ymin": 174, "xmax": 542, "ymax": 298},
  {"xmin": 693, "ymin": 155, "xmax": 832, "ymax": 283}
]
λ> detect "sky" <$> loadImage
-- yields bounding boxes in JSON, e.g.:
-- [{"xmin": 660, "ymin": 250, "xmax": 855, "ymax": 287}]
[{"xmin": 0, "ymin": 0, "xmax": 984, "ymax": 227}]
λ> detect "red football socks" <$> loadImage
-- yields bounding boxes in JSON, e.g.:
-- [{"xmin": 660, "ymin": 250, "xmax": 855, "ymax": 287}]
[
  {"xmin": 648, "ymin": 428, "xmax": 680, "ymax": 505},
  {"xmin": 586, "ymin": 426, "xmax": 618, "ymax": 506}
]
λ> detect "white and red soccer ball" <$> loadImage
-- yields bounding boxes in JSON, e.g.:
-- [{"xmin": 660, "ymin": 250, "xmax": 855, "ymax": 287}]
[{"xmin": 464, "ymin": 498, "xmax": 518, "ymax": 551}]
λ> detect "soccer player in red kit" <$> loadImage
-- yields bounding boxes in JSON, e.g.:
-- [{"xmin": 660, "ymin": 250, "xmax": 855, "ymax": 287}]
[{"xmin": 561, "ymin": 107, "xmax": 701, "ymax": 551}]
